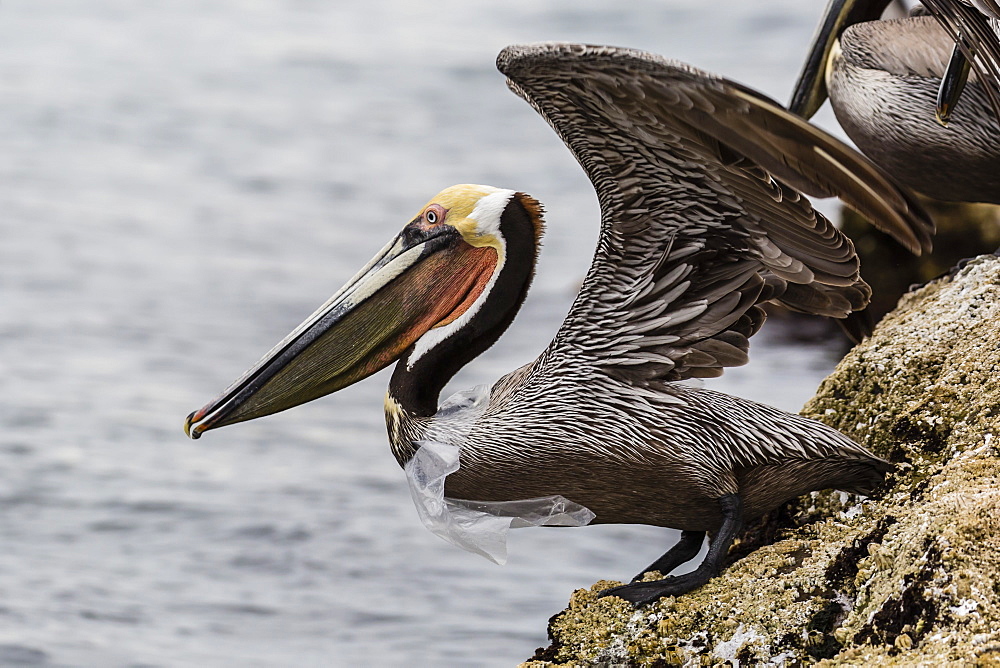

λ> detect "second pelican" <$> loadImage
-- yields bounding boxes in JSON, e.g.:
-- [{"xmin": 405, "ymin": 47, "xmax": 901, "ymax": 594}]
[{"xmin": 791, "ymin": 1, "xmax": 1000, "ymax": 203}]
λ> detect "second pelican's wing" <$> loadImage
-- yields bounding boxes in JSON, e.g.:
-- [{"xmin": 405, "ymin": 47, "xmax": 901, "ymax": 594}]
[{"xmin": 498, "ymin": 43, "xmax": 932, "ymax": 383}]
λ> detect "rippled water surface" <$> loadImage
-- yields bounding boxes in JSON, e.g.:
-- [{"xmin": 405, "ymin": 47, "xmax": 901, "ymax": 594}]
[{"xmin": 2, "ymin": 1, "xmax": 848, "ymax": 665}]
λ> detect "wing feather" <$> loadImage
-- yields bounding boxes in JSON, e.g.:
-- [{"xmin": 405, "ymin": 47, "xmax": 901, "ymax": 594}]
[{"xmin": 497, "ymin": 43, "xmax": 931, "ymax": 383}]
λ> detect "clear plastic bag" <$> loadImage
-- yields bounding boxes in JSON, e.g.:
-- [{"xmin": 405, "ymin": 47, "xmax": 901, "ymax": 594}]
[{"xmin": 404, "ymin": 386, "xmax": 595, "ymax": 565}]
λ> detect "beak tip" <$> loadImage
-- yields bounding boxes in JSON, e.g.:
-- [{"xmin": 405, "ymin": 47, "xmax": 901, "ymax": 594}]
[
  {"xmin": 184, "ymin": 410, "xmax": 203, "ymax": 439},
  {"xmin": 935, "ymin": 107, "xmax": 951, "ymax": 128}
]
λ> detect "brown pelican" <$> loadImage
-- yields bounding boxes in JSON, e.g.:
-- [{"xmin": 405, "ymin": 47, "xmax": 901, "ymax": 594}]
[
  {"xmin": 185, "ymin": 44, "xmax": 932, "ymax": 604},
  {"xmin": 790, "ymin": 0, "xmax": 1000, "ymax": 203}
]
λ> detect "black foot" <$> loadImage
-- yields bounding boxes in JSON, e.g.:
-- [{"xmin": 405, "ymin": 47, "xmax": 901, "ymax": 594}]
[
  {"xmin": 599, "ymin": 569, "xmax": 712, "ymax": 605},
  {"xmin": 603, "ymin": 494, "xmax": 744, "ymax": 606},
  {"xmin": 629, "ymin": 530, "xmax": 705, "ymax": 583}
]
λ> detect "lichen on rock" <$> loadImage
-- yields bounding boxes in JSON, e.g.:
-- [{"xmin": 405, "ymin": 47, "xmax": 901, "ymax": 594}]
[{"xmin": 522, "ymin": 254, "xmax": 1000, "ymax": 667}]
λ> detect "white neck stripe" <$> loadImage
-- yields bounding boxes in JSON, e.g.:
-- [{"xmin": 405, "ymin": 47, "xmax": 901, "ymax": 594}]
[{"xmin": 407, "ymin": 191, "xmax": 515, "ymax": 368}]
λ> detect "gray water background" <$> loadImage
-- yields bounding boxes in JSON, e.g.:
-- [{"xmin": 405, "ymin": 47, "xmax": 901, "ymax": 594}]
[{"xmin": 1, "ymin": 1, "xmax": 852, "ymax": 665}]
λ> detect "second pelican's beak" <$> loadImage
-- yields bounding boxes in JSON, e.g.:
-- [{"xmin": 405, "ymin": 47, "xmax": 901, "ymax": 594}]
[
  {"xmin": 788, "ymin": 0, "xmax": 893, "ymax": 118},
  {"xmin": 937, "ymin": 39, "xmax": 973, "ymax": 125},
  {"xmin": 185, "ymin": 215, "xmax": 498, "ymax": 439}
]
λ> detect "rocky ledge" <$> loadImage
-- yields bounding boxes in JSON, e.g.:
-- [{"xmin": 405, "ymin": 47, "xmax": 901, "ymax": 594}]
[{"xmin": 522, "ymin": 252, "xmax": 1000, "ymax": 667}]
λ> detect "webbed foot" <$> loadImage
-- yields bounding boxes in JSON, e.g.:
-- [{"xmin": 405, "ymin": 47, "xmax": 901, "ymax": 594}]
[
  {"xmin": 601, "ymin": 494, "xmax": 743, "ymax": 606},
  {"xmin": 628, "ymin": 529, "xmax": 705, "ymax": 583},
  {"xmin": 599, "ymin": 570, "xmax": 712, "ymax": 605}
]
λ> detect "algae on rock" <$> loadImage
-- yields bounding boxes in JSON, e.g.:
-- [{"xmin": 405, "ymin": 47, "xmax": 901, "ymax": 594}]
[{"xmin": 522, "ymin": 254, "xmax": 1000, "ymax": 667}]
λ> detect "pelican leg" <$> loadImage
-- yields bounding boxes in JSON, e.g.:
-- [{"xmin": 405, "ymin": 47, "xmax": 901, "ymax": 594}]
[
  {"xmin": 629, "ymin": 530, "xmax": 706, "ymax": 583},
  {"xmin": 599, "ymin": 494, "xmax": 743, "ymax": 605}
]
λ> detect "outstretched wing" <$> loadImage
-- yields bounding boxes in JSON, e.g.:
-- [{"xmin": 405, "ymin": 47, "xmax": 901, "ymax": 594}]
[{"xmin": 498, "ymin": 43, "xmax": 933, "ymax": 383}]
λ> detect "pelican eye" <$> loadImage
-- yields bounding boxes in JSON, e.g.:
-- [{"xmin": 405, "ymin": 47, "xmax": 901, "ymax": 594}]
[{"xmin": 423, "ymin": 204, "xmax": 446, "ymax": 226}]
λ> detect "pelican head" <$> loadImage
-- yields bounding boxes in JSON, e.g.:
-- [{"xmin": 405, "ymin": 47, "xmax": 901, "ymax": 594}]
[{"xmin": 185, "ymin": 184, "xmax": 543, "ymax": 439}]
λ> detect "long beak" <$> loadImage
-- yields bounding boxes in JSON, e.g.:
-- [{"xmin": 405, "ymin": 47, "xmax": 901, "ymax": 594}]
[
  {"xmin": 937, "ymin": 39, "xmax": 973, "ymax": 125},
  {"xmin": 184, "ymin": 227, "xmax": 497, "ymax": 439},
  {"xmin": 788, "ymin": 0, "xmax": 893, "ymax": 118}
]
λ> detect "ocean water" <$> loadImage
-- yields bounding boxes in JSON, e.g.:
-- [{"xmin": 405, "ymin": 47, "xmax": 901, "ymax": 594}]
[{"xmin": 1, "ymin": 1, "xmax": 848, "ymax": 666}]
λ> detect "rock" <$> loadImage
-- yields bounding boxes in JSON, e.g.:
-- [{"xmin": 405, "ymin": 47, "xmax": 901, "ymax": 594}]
[{"xmin": 521, "ymin": 253, "xmax": 1000, "ymax": 667}]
